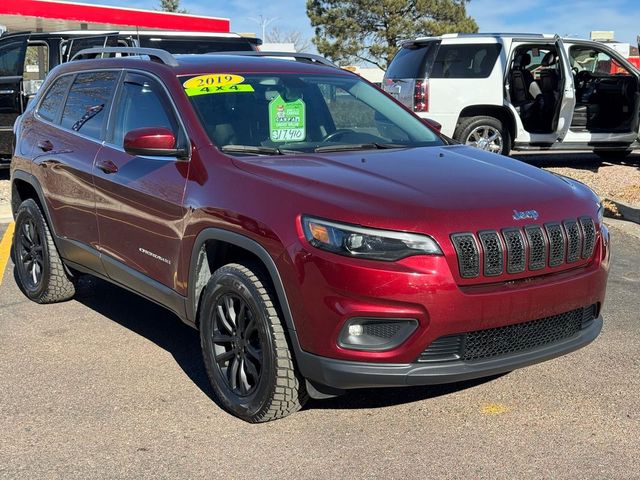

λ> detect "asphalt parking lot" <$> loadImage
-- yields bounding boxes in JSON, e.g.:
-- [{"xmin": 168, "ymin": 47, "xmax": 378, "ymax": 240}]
[{"xmin": 0, "ymin": 218, "xmax": 639, "ymax": 479}]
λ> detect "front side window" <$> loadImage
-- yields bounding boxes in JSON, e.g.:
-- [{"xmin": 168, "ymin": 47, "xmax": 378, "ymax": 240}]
[
  {"xmin": 0, "ymin": 40, "xmax": 26, "ymax": 77},
  {"xmin": 23, "ymin": 43, "xmax": 50, "ymax": 96},
  {"xmin": 60, "ymin": 71, "xmax": 118, "ymax": 139},
  {"xmin": 183, "ymin": 73, "xmax": 443, "ymax": 154},
  {"xmin": 570, "ymin": 46, "xmax": 632, "ymax": 76},
  {"xmin": 37, "ymin": 75, "xmax": 73, "ymax": 123},
  {"xmin": 109, "ymin": 75, "xmax": 180, "ymax": 149}
]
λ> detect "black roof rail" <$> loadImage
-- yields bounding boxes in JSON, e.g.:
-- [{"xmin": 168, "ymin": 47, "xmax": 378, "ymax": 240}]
[
  {"xmin": 70, "ymin": 47, "xmax": 178, "ymax": 66},
  {"xmin": 209, "ymin": 51, "xmax": 338, "ymax": 68}
]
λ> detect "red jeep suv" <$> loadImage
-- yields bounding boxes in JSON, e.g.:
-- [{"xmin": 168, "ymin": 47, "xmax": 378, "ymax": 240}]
[{"xmin": 10, "ymin": 48, "xmax": 610, "ymax": 422}]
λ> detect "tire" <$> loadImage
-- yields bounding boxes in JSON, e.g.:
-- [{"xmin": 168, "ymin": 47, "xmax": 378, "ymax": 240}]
[
  {"xmin": 454, "ymin": 115, "xmax": 511, "ymax": 156},
  {"xmin": 595, "ymin": 150, "xmax": 632, "ymax": 160},
  {"xmin": 199, "ymin": 262, "xmax": 307, "ymax": 422},
  {"xmin": 12, "ymin": 198, "xmax": 75, "ymax": 303}
]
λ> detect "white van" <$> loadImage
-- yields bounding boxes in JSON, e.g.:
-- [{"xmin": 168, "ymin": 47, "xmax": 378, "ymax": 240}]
[{"xmin": 383, "ymin": 33, "xmax": 640, "ymax": 157}]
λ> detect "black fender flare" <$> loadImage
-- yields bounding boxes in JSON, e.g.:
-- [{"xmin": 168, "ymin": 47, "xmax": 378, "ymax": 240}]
[
  {"xmin": 186, "ymin": 228, "xmax": 298, "ymax": 337},
  {"xmin": 11, "ymin": 170, "xmax": 58, "ymax": 236}
]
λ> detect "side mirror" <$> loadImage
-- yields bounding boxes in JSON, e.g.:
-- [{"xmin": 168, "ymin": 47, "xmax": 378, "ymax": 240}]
[
  {"xmin": 422, "ymin": 118, "xmax": 442, "ymax": 132},
  {"xmin": 123, "ymin": 127, "xmax": 188, "ymax": 159}
]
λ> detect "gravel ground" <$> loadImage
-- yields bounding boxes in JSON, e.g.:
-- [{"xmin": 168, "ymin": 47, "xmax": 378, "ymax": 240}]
[{"xmin": 514, "ymin": 151, "xmax": 640, "ymax": 206}]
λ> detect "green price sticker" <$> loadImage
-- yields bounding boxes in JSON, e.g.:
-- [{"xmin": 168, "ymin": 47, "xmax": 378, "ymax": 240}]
[
  {"xmin": 184, "ymin": 84, "xmax": 255, "ymax": 97},
  {"xmin": 268, "ymin": 95, "xmax": 306, "ymax": 142}
]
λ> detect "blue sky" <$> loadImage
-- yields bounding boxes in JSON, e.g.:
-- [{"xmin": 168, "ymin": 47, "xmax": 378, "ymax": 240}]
[{"xmin": 77, "ymin": 0, "xmax": 639, "ymax": 47}]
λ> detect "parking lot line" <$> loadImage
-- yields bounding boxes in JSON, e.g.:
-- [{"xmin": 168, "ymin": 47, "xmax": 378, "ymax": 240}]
[{"xmin": 0, "ymin": 222, "xmax": 15, "ymax": 286}]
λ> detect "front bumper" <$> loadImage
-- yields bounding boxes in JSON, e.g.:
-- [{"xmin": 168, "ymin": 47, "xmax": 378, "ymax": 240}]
[{"xmin": 297, "ymin": 316, "xmax": 602, "ymax": 389}]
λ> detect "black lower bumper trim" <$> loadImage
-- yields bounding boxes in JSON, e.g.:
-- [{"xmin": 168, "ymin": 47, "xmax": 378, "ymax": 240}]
[{"xmin": 296, "ymin": 316, "xmax": 602, "ymax": 390}]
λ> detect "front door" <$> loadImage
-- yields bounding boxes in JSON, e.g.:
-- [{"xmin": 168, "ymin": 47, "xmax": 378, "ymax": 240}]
[
  {"xmin": 553, "ymin": 36, "xmax": 577, "ymax": 141},
  {"xmin": 0, "ymin": 34, "xmax": 29, "ymax": 160},
  {"xmin": 93, "ymin": 71, "xmax": 189, "ymax": 291}
]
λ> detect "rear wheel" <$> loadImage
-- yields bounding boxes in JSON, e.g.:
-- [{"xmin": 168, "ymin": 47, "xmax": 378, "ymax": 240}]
[
  {"xmin": 455, "ymin": 116, "xmax": 511, "ymax": 156},
  {"xmin": 199, "ymin": 262, "xmax": 307, "ymax": 423},
  {"xmin": 12, "ymin": 199, "xmax": 75, "ymax": 303}
]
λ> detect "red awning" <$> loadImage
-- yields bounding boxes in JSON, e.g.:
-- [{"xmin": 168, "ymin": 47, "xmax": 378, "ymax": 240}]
[{"xmin": 0, "ymin": 0, "xmax": 230, "ymax": 33}]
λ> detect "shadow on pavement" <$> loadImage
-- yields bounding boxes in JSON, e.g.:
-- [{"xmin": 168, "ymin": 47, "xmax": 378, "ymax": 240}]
[
  {"xmin": 0, "ymin": 169, "xmax": 9, "ymax": 181},
  {"xmin": 71, "ymin": 274, "xmax": 217, "ymax": 401},
  {"xmin": 68, "ymin": 274, "xmax": 502, "ymax": 412}
]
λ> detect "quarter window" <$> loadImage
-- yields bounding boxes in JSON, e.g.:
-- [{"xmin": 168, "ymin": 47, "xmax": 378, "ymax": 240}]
[
  {"xmin": 430, "ymin": 44, "xmax": 502, "ymax": 79},
  {"xmin": 38, "ymin": 75, "xmax": 73, "ymax": 123},
  {"xmin": 60, "ymin": 71, "xmax": 118, "ymax": 139}
]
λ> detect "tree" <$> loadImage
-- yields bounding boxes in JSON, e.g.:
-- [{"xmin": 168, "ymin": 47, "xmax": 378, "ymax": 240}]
[
  {"xmin": 266, "ymin": 27, "xmax": 312, "ymax": 53},
  {"xmin": 157, "ymin": 0, "xmax": 188, "ymax": 13},
  {"xmin": 306, "ymin": 0, "xmax": 478, "ymax": 69}
]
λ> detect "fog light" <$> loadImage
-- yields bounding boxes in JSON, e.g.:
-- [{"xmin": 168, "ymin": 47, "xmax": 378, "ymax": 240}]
[
  {"xmin": 348, "ymin": 324, "xmax": 364, "ymax": 336},
  {"xmin": 338, "ymin": 318, "xmax": 418, "ymax": 351}
]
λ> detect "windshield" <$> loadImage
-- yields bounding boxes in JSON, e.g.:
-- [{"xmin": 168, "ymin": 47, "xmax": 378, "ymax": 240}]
[{"xmin": 181, "ymin": 72, "xmax": 443, "ymax": 154}]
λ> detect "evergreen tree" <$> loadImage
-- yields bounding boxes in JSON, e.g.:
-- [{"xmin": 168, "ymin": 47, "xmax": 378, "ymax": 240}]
[{"xmin": 307, "ymin": 0, "xmax": 478, "ymax": 68}]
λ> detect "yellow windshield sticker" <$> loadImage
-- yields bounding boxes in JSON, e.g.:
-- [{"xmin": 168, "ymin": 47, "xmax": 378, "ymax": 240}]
[
  {"xmin": 183, "ymin": 74, "xmax": 245, "ymax": 89},
  {"xmin": 184, "ymin": 84, "xmax": 255, "ymax": 97}
]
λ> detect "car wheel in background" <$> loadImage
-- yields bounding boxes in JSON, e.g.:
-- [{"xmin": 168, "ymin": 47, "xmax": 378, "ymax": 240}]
[{"xmin": 455, "ymin": 116, "xmax": 511, "ymax": 156}]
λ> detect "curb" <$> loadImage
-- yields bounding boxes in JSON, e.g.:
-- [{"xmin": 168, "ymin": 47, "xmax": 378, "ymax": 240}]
[{"xmin": 605, "ymin": 198, "xmax": 640, "ymax": 226}]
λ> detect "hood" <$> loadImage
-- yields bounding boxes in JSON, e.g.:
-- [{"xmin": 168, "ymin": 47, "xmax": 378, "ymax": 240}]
[{"xmin": 231, "ymin": 145, "xmax": 598, "ymax": 231}]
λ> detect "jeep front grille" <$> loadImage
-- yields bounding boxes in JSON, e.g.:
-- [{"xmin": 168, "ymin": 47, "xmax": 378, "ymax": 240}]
[
  {"xmin": 450, "ymin": 217, "xmax": 596, "ymax": 280},
  {"xmin": 417, "ymin": 304, "xmax": 598, "ymax": 363}
]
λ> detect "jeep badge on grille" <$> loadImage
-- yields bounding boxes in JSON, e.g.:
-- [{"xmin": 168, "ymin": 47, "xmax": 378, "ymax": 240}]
[{"xmin": 512, "ymin": 209, "xmax": 539, "ymax": 221}]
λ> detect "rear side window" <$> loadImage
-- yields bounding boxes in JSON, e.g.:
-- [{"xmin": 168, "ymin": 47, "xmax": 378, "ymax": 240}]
[
  {"xmin": 61, "ymin": 71, "xmax": 118, "ymax": 139},
  {"xmin": 430, "ymin": 44, "xmax": 501, "ymax": 78},
  {"xmin": 37, "ymin": 75, "xmax": 73, "ymax": 122},
  {"xmin": 138, "ymin": 37, "xmax": 254, "ymax": 54},
  {"xmin": 386, "ymin": 42, "xmax": 439, "ymax": 79}
]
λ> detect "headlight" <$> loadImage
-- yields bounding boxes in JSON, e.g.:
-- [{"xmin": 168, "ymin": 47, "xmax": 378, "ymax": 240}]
[
  {"xmin": 597, "ymin": 200, "xmax": 604, "ymax": 224},
  {"xmin": 301, "ymin": 216, "xmax": 442, "ymax": 261}
]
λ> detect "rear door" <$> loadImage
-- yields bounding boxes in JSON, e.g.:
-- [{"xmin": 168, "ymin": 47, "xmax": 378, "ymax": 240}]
[
  {"xmin": 0, "ymin": 34, "xmax": 29, "ymax": 159},
  {"xmin": 94, "ymin": 71, "xmax": 189, "ymax": 291},
  {"xmin": 553, "ymin": 36, "xmax": 577, "ymax": 141},
  {"xmin": 30, "ymin": 70, "xmax": 119, "ymax": 271}
]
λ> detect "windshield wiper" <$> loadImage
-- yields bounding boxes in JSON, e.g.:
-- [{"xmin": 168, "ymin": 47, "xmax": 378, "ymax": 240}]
[
  {"xmin": 221, "ymin": 145, "xmax": 293, "ymax": 156},
  {"xmin": 314, "ymin": 143, "xmax": 406, "ymax": 153}
]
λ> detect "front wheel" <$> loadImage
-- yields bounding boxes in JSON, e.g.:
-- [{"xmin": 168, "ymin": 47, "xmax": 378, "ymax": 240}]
[
  {"xmin": 199, "ymin": 263, "xmax": 307, "ymax": 422},
  {"xmin": 454, "ymin": 116, "xmax": 511, "ymax": 156}
]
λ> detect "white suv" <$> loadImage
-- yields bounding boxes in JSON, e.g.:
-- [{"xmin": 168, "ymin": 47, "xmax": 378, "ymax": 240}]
[{"xmin": 382, "ymin": 33, "xmax": 640, "ymax": 157}]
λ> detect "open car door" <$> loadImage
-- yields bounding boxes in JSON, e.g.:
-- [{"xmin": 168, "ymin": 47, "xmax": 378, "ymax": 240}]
[
  {"xmin": 553, "ymin": 35, "xmax": 577, "ymax": 141},
  {"xmin": 0, "ymin": 33, "xmax": 29, "ymax": 162}
]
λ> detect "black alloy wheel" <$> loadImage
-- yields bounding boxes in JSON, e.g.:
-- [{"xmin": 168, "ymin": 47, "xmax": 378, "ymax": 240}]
[
  {"xmin": 12, "ymin": 199, "xmax": 75, "ymax": 303},
  {"xmin": 16, "ymin": 215, "xmax": 44, "ymax": 289},
  {"xmin": 211, "ymin": 293, "xmax": 264, "ymax": 396},
  {"xmin": 200, "ymin": 263, "xmax": 307, "ymax": 422}
]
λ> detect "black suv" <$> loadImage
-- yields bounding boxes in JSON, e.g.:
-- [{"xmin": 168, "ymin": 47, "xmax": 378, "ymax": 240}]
[{"xmin": 0, "ymin": 30, "xmax": 260, "ymax": 167}]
